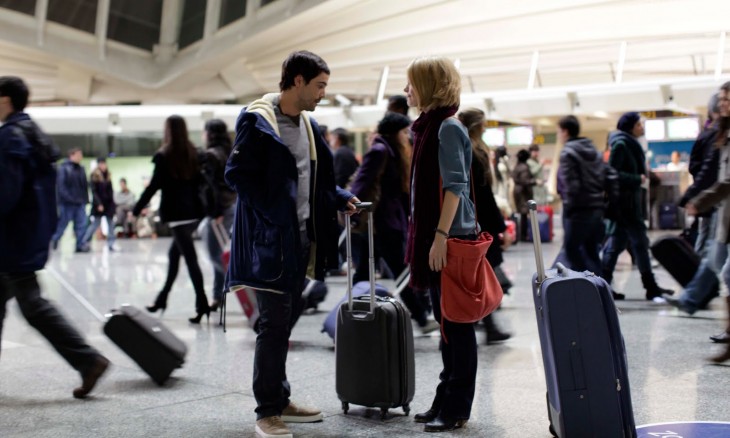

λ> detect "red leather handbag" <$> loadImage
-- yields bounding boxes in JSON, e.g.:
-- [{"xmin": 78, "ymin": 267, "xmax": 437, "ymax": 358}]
[{"xmin": 441, "ymin": 231, "xmax": 503, "ymax": 324}]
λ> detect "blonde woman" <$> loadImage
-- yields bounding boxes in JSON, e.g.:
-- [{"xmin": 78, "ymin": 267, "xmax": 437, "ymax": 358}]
[{"xmin": 404, "ymin": 57, "xmax": 478, "ymax": 432}]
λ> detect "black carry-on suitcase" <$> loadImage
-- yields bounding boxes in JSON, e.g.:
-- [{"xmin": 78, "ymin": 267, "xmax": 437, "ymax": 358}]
[
  {"xmin": 650, "ymin": 235, "xmax": 702, "ymax": 286},
  {"xmin": 47, "ymin": 269, "xmax": 188, "ymax": 386},
  {"xmin": 650, "ymin": 235, "xmax": 719, "ymax": 306},
  {"xmin": 104, "ymin": 305, "xmax": 188, "ymax": 385},
  {"xmin": 528, "ymin": 201, "xmax": 636, "ymax": 438},
  {"xmin": 335, "ymin": 203, "xmax": 415, "ymax": 419}
]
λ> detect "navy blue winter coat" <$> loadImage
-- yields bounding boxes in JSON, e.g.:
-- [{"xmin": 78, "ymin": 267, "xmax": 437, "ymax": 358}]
[
  {"xmin": 225, "ymin": 97, "xmax": 353, "ymax": 294},
  {"xmin": 0, "ymin": 112, "xmax": 60, "ymax": 272},
  {"xmin": 57, "ymin": 159, "xmax": 89, "ymax": 206}
]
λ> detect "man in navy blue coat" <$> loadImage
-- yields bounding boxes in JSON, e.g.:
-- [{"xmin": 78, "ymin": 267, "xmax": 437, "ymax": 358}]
[
  {"xmin": 225, "ymin": 52, "xmax": 358, "ymax": 438},
  {"xmin": 50, "ymin": 146, "xmax": 90, "ymax": 252},
  {"xmin": 0, "ymin": 76, "xmax": 109, "ymax": 399}
]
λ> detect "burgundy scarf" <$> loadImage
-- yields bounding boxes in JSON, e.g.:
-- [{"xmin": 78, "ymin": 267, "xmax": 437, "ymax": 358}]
[{"xmin": 405, "ymin": 105, "xmax": 458, "ymax": 290}]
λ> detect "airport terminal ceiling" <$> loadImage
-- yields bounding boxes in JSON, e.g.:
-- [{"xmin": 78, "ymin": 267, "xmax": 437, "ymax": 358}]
[{"xmin": 1, "ymin": 0, "xmax": 730, "ymax": 126}]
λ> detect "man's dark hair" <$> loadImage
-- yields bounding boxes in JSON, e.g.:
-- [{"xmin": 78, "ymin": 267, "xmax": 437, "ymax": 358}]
[
  {"xmin": 0, "ymin": 76, "xmax": 29, "ymax": 112},
  {"xmin": 558, "ymin": 115, "xmax": 581, "ymax": 138},
  {"xmin": 332, "ymin": 128, "xmax": 349, "ymax": 146},
  {"xmin": 204, "ymin": 118, "xmax": 232, "ymax": 155},
  {"xmin": 529, "ymin": 144, "xmax": 540, "ymax": 152},
  {"xmin": 120, "ymin": 178, "xmax": 127, "ymax": 184},
  {"xmin": 387, "ymin": 95, "xmax": 409, "ymax": 115},
  {"xmin": 279, "ymin": 51, "xmax": 330, "ymax": 91},
  {"xmin": 68, "ymin": 148, "xmax": 81, "ymax": 156}
]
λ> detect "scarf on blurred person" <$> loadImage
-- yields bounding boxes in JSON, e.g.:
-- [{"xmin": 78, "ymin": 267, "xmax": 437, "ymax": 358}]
[{"xmin": 405, "ymin": 105, "xmax": 458, "ymax": 290}]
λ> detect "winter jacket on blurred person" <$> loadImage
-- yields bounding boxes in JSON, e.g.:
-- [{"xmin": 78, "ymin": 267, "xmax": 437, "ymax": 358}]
[
  {"xmin": 601, "ymin": 112, "xmax": 673, "ymax": 301},
  {"xmin": 82, "ymin": 158, "xmax": 117, "ymax": 250},
  {"xmin": 50, "ymin": 149, "xmax": 90, "ymax": 252},
  {"xmin": 200, "ymin": 118, "xmax": 236, "ymax": 310},
  {"xmin": 555, "ymin": 115, "xmax": 613, "ymax": 277},
  {"xmin": 512, "ymin": 149, "xmax": 535, "ymax": 241},
  {"xmin": 686, "ymin": 81, "xmax": 730, "ymax": 363},
  {"xmin": 0, "ymin": 75, "xmax": 109, "ymax": 398},
  {"xmin": 331, "ymin": 127, "xmax": 359, "ymax": 187},
  {"xmin": 680, "ymin": 114, "xmax": 721, "ymax": 254}
]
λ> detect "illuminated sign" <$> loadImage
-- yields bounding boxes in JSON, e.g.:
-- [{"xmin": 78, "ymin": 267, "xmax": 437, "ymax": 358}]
[
  {"xmin": 506, "ymin": 126, "xmax": 534, "ymax": 146},
  {"xmin": 645, "ymin": 119, "xmax": 666, "ymax": 141},
  {"xmin": 483, "ymin": 128, "xmax": 505, "ymax": 147},
  {"xmin": 666, "ymin": 118, "xmax": 700, "ymax": 140}
]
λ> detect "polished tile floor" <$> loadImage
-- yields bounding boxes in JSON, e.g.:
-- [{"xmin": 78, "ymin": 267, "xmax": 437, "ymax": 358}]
[{"xmin": 1, "ymin": 226, "xmax": 728, "ymax": 437}]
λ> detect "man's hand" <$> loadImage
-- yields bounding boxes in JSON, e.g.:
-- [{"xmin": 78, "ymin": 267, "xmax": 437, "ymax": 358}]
[
  {"xmin": 641, "ymin": 174, "xmax": 647, "ymax": 185},
  {"xmin": 686, "ymin": 203, "xmax": 698, "ymax": 216},
  {"xmin": 215, "ymin": 216, "xmax": 224, "ymax": 225},
  {"xmin": 97, "ymin": 205, "xmax": 104, "ymax": 213},
  {"xmin": 344, "ymin": 196, "xmax": 361, "ymax": 216},
  {"xmin": 429, "ymin": 233, "xmax": 448, "ymax": 271}
]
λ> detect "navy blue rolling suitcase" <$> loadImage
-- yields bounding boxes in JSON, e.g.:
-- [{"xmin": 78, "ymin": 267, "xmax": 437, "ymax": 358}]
[
  {"xmin": 335, "ymin": 205, "xmax": 415, "ymax": 419},
  {"xmin": 528, "ymin": 201, "xmax": 636, "ymax": 438}
]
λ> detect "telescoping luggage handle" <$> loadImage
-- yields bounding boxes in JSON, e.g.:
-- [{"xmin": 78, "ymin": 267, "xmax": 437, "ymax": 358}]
[
  {"xmin": 529, "ymin": 200, "xmax": 568, "ymax": 288},
  {"xmin": 345, "ymin": 202, "xmax": 375, "ymax": 314},
  {"xmin": 528, "ymin": 200, "xmax": 547, "ymax": 284}
]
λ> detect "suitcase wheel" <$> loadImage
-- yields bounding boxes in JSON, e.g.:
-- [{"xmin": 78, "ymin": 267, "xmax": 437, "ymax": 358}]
[
  {"xmin": 341, "ymin": 402, "xmax": 349, "ymax": 415},
  {"xmin": 403, "ymin": 404, "xmax": 410, "ymax": 416},
  {"xmin": 546, "ymin": 392, "xmax": 557, "ymax": 437},
  {"xmin": 549, "ymin": 423, "xmax": 557, "ymax": 437},
  {"xmin": 380, "ymin": 408, "xmax": 388, "ymax": 420}
]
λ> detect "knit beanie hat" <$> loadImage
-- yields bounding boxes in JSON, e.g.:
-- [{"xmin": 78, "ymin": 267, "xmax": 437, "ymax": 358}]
[
  {"xmin": 377, "ymin": 112, "xmax": 411, "ymax": 136},
  {"xmin": 617, "ymin": 112, "xmax": 641, "ymax": 133}
]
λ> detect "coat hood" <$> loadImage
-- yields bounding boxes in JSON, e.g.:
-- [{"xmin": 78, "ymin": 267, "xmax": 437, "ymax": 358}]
[
  {"xmin": 608, "ymin": 130, "xmax": 642, "ymax": 150},
  {"xmin": 564, "ymin": 137, "xmax": 600, "ymax": 162},
  {"xmin": 245, "ymin": 93, "xmax": 318, "ymax": 162}
]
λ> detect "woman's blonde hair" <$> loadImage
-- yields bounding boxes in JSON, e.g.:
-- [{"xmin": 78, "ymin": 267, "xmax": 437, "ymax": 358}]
[{"xmin": 406, "ymin": 56, "xmax": 461, "ymax": 110}]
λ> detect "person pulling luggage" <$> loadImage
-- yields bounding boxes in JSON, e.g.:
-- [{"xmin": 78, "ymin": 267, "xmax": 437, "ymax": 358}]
[
  {"xmin": 600, "ymin": 112, "xmax": 674, "ymax": 301},
  {"xmin": 685, "ymin": 81, "xmax": 730, "ymax": 364},
  {"xmin": 0, "ymin": 76, "xmax": 110, "ymax": 399}
]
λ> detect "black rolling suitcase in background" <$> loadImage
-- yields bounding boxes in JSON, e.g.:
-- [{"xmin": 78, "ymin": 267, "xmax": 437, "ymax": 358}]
[
  {"xmin": 47, "ymin": 268, "xmax": 188, "ymax": 386},
  {"xmin": 528, "ymin": 201, "xmax": 636, "ymax": 438},
  {"xmin": 335, "ymin": 204, "xmax": 415, "ymax": 419},
  {"xmin": 650, "ymin": 235, "xmax": 720, "ymax": 309},
  {"xmin": 650, "ymin": 235, "xmax": 702, "ymax": 286},
  {"xmin": 104, "ymin": 305, "xmax": 187, "ymax": 385}
]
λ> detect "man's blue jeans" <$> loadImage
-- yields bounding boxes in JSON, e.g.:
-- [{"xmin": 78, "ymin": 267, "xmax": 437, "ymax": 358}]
[
  {"xmin": 51, "ymin": 204, "xmax": 87, "ymax": 250},
  {"xmin": 82, "ymin": 215, "xmax": 116, "ymax": 248},
  {"xmin": 554, "ymin": 210, "xmax": 604, "ymax": 274},
  {"xmin": 601, "ymin": 221, "xmax": 653, "ymax": 285},
  {"xmin": 678, "ymin": 257, "xmax": 721, "ymax": 313},
  {"xmin": 252, "ymin": 233, "xmax": 310, "ymax": 420}
]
